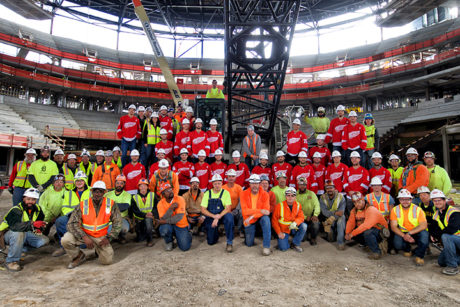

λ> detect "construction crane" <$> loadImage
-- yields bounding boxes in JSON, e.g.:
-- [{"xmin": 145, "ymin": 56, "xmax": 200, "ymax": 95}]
[{"xmin": 131, "ymin": 0, "xmax": 183, "ymax": 107}]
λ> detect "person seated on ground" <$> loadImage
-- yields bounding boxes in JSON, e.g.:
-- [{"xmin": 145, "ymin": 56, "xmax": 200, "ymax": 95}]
[
  {"xmin": 345, "ymin": 192, "xmax": 389, "ymax": 260},
  {"xmin": 240, "ymin": 174, "xmax": 272, "ymax": 256},
  {"xmin": 157, "ymin": 183, "xmax": 192, "ymax": 252},
  {"xmin": 222, "ymin": 169, "xmax": 244, "ymax": 238},
  {"xmin": 296, "ymin": 177, "xmax": 320, "ymax": 245},
  {"xmin": 61, "ymin": 181, "xmax": 122, "ymax": 269},
  {"xmin": 183, "ymin": 177, "xmax": 205, "ymax": 236},
  {"xmin": 104, "ymin": 175, "xmax": 132, "ymax": 244},
  {"xmin": 430, "ymin": 189, "xmax": 460, "ymax": 276},
  {"xmin": 0, "ymin": 188, "xmax": 49, "ymax": 272},
  {"xmin": 390, "ymin": 189, "xmax": 429, "ymax": 266},
  {"xmin": 271, "ymin": 171, "xmax": 288, "ymax": 205},
  {"xmin": 39, "ymin": 174, "xmax": 67, "ymax": 233},
  {"xmin": 201, "ymin": 174, "xmax": 234, "ymax": 252},
  {"xmin": 129, "ymin": 179, "xmax": 157, "ymax": 247},
  {"xmin": 272, "ymin": 187, "xmax": 307, "ymax": 253},
  {"xmin": 423, "ymin": 151, "xmax": 452, "ymax": 196},
  {"xmin": 319, "ymin": 180, "xmax": 346, "ymax": 250}
]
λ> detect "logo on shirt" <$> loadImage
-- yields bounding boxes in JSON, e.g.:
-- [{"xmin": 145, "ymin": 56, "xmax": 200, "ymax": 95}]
[
  {"xmin": 335, "ymin": 124, "xmax": 346, "ymax": 132},
  {"xmin": 208, "ymin": 136, "xmax": 218, "ymax": 143},
  {"xmin": 196, "ymin": 169, "xmax": 208, "ymax": 177},
  {"xmin": 315, "ymin": 171, "xmax": 324, "ymax": 177},
  {"xmin": 236, "ymin": 170, "xmax": 244, "ymax": 177},
  {"xmin": 349, "ymin": 131, "xmax": 360, "ymax": 139},
  {"xmin": 348, "ymin": 174, "xmax": 363, "ymax": 182},
  {"xmin": 181, "ymin": 137, "xmax": 190, "ymax": 144},
  {"xmin": 193, "ymin": 136, "xmax": 205, "ymax": 144},
  {"xmin": 124, "ymin": 122, "xmax": 136, "ymax": 129},
  {"xmin": 330, "ymin": 172, "xmax": 343, "ymax": 180},
  {"xmin": 288, "ymin": 137, "xmax": 300, "ymax": 144},
  {"xmin": 127, "ymin": 170, "xmax": 142, "ymax": 179}
]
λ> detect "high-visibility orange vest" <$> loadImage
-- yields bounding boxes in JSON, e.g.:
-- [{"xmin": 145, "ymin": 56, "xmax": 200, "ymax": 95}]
[
  {"xmin": 365, "ymin": 193, "xmax": 391, "ymax": 219},
  {"xmin": 80, "ymin": 197, "xmax": 114, "ymax": 238},
  {"xmin": 243, "ymin": 134, "xmax": 259, "ymax": 158}
]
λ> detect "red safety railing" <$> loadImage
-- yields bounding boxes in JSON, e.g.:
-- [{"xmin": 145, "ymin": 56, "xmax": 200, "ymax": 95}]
[{"xmin": 0, "ymin": 133, "xmax": 28, "ymax": 148}]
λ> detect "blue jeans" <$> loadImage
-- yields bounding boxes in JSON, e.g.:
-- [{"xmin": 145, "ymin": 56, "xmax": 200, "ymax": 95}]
[
  {"xmin": 12, "ymin": 187, "xmax": 26, "ymax": 207},
  {"xmin": 159, "ymin": 224, "xmax": 192, "ymax": 251},
  {"xmin": 245, "ymin": 215, "xmax": 271, "ymax": 248},
  {"xmin": 144, "ymin": 144, "xmax": 155, "ymax": 171},
  {"xmin": 393, "ymin": 230, "xmax": 429, "ymax": 258},
  {"xmin": 205, "ymin": 213, "xmax": 234, "ymax": 245},
  {"xmin": 245, "ymin": 156, "xmax": 259, "ymax": 172},
  {"xmin": 138, "ymin": 139, "xmax": 147, "ymax": 166},
  {"xmin": 439, "ymin": 234, "xmax": 460, "ymax": 268},
  {"xmin": 363, "ymin": 149, "xmax": 375, "ymax": 169},
  {"xmin": 332, "ymin": 216, "xmax": 346, "ymax": 245},
  {"xmin": 121, "ymin": 138, "xmax": 136, "ymax": 168},
  {"xmin": 354, "ymin": 228, "xmax": 381, "ymax": 254},
  {"xmin": 4, "ymin": 231, "xmax": 49, "ymax": 263},
  {"xmin": 278, "ymin": 222, "xmax": 307, "ymax": 251},
  {"xmin": 55, "ymin": 215, "xmax": 69, "ymax": 244}
]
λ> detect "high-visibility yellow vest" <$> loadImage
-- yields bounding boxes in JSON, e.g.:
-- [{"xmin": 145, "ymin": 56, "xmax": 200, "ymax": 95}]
[
  {"xmin": 105, "ymin": 190, "xmax": 132, "ymax": 218},
  {"xmin": 320, "ymin": 193, "xmax": 343, "ymax": 212},
  {"xmin": 365, "ymin": 125, "xmax": 376, "ymax": 150},
  {"xmin": 388, "ymin": 167, "xmax": 403, "ymax": 192},
  {"xmin": 365, "ymin": 193, "xmax": 390, "ymax": 218},
  {"xmin": 206, "ymin": 88, "xmax": 224, "ymax": 99},
  {"xmin": 12, "ymin": 161, "xmax": 31, "ymax": 188},
  {"xmin": 78, "ymin": 161, "xmax": 92, "ymax": 177},
  {"xmin": 147, "ymin": 123, "xmax": 161, "ymax": 145},
  {"xmin": 61, "ymin": 190, "xmax": 81, "ymax": 216},
  {"xmin": 62, "ymin": 164, "xmax": 75, "ymax": 190},
  {"xmin": 394, "ymin": 203, "xmax": 423, "ymax": 232},
  {"xmin": 433, "ymin": 206, "xmax": 460, "ymax": 236},
  {"xmin": 278, "ymin": 200, "xmax": 300, "ymax": 226},
  {"xmin": 0, "ymin": 203, "xmax": 42, "ymax": 231},
  {"xmin": 133, "ymin": 192, "xmax": 155, "ymax": 220},
  {"xmin": 112, "ymin": 158, "xmax": 122, "ymax": 170}
]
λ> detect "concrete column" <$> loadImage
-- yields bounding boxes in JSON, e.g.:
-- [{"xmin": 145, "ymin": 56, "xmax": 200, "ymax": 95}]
[
  {"xmin": 441, "ymin": 127, "xmax": 450, "ymax": 176},
  {"xmin": 7, "ymin": 148, "xmax": 15, "ymax": 176}
]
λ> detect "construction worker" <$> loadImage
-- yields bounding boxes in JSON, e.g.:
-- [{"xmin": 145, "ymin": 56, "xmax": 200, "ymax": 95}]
[
  {"xmin": 207, "ymin": 118, "xmax": 224, "ymax": 164},
  {"xmin": 117, "ymin": 104, "xmax": 141, "ymax": 167},
  {"xmin": 286, "ymin": 118, "xmax": 309, "ymax": 164},
  {"xmin": 105, "ymin": 175, "xmax": 132, "ymax": 244},
  {"xmin": 290, "ymin": 151, "xmax": 315, "ymax": 191},
  {"xmin": 145, "ymin": 106, "xmax": 153, "ymax": 122},
  {"xmin": 272, "ymin": 187, "xmax": 307, "ymax": 252},
  {"xmin": 307, "ymin": 134, "xmax": 331, "ymax": 166},
  {"xmin": 242, "ymin": 125, "xmax": 261, "ymax": 171},
  {"xmin": 390, "ymin": 189, "xmax": 429, "ymax": 266},
  {"xmin": 61, "ymin": 181, "xmax": 122, "ymax": 269},
  {"xmin": 201, "ymin": 174, "xmax": 234, "ymax": 252},
  {"xmin": 226, "ymin": 150, "xmax": 250, "ymax": 188},
  {"xmin": 143, "ymin": 112, "xmax": 161, "ymax": 168},
  {"xmin": 194, "ymin": 150, "xmax": 212, "ymax": 192},
  {"xmin": 174, "ymin": 117, "xmax": 191, "ymax": 159},
  {"xmin": 149, "ymin": 159, "xmax": 179, "ymax": 199},
  {"xmin": 137, "ymin": 106, "xmax": 147, "ymax": 165},
  {"xmin": 159, "ymin": 105, "xmax": 173, "ymax": 140},
  {"xmin": 272, "ymin": 150, "xmax": 292, "ymax": 187},
  {"xmin": 319, "ymin": 180, "xmax": 346, "ymax": 250},
  {"xmin": 190, "ymin": 118, "xmax": 210, "ymax": 163},
  {"xmin": 363, "ymin": 113, "xmax": 379, "ymax": 169},
  {"xmin": 365, "ymin": 177, "xmax": 395, "ymax": 222},
  {"xmin": 157, "ymin": 183, "xmax": 192, "ymax": 251},
  {"xmin": 251, "ymin": 152, "xmax": 273, "ymax": 184},
  {"xmin": 388, "ymin": 154, "xmax": 403, "ymax": 199},
  {"xmin": 271, "ymin": 171, "xmax": 288, "ymax": 205},
  {"xmin": 343, "ymin": 151, "xmax": 370, "ymax": 213},
  {"xmin": 122, "ymin": 149, "xmax": 146, "ymax": 195},
  {"xmin": 78, "ymin": 149, "xmax": 92, "ymax": 182},
  {"xmin": 325, "ymin": 105, "xmax": 349, "ymax": 157},
  {"xmin": 240, "ymin": 174, "xmax": 271, "ymax": 256},
  {"xmin": 431, "ymin": 189, "xmax": 460, "ymax": 276},
  {"xmin": 399, "ymin": 147, "xmax": 430, "ymax": 195},
  {"xmin": 62, "ymin": 153, "xmax": 76, "ymax": 190},
  {"xmin": 27, "ymin": 145, "xmax": 59, "ymax": 194},
  {"xmin": 345, "ymin": 192, "xmax": 389, "ymax": 259},
  {"xmin": 369, "ymin": 152, "xmax": 392, "ymax": 194},
  {"xmin": 129, "ymin": 178, "xmax": 156, "ymax": 247},
  {"xmin": 8, "ymin": 148, "xmax": 36, "ymax": 206},
  {"xmin": 168, "ymin": 107, "xmax": 180, "ymax": 137},
  {"xmin": 304, "ymin": 106, "xmax": 330, "ymax": 139},
  {"xmin": 296, "ymin": 177, "xmax": 320, "ymax": 245},
  {"xmin": 342, "ymin": 111, "xmax": 367, "ymax": 166},
  {"xmin": 206, "ymin": 79, "xmax": 225, "ymax": 99},
  {"xmin": 91, "ymin": 150, "xmax": 121, "ymax": 191},
  {"xmin": 112, "ymin": 146, "xmax": 123, "ymax": 170},
  {"xmin": 53, "ymin": 148, "xmax": 65, "ymax": 174},
  {"xmin": 325, "ymin": 150, "xmax": 348, "ymax": 194},
  {"xmin": 155, "ymin": 128, "xmax": 174, "ymax": 164},
  {"xmin": 182, "ymin": 107, "xmax": 195, "ymax": 127},
  {"xmin": 210, "ymin": 149, "xmax": 228, "ymax": 178},
  {"xmin": 174, "ymin": 105, "xmax": 186, "ymax": 123},
  {"xmin": 183, "ymin": 177, "xmax": 205, "ymax": 235},
  {"xmin": 93, "ymin": 150, "xmax": 105, "ymax": 175},
  {"xmin": 423, "ymin": 151, "xmax": 452, "ymax": 196},
  {"xmin": 311, "ymin": 152, "xmax": 326, "ymax": 196},
  {"xmin": 149, "ymin": 148, "xmax": 170, "ymax": 175},
  {"xmin": 173, "ymin": 148, "xmax": 195, "ymax": 195},
  {"xmin": 0, "ymin": 188, "xmax": 49, "ymax": 272},
  {"xmin": 413, "ymin": 186, "xmax": 436, "ymax": 234},
  {"xmin": 223, "ymin": 168, "xmax": 244, "ymax": 238},
  {"xmin": 38, "ymin": 174, "xmax": 66, "ymax": 225}
]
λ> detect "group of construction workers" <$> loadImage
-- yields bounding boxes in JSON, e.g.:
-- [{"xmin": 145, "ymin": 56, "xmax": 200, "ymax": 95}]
[{"xmin": 1, "ymin": 103, "xmax": 458, "ymax": 278}]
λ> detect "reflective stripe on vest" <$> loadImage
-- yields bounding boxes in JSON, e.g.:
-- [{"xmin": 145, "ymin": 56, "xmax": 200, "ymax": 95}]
[
  {"xmin": 61, "ymin": 191, "xmax": 79, "ymax": 215},
  {"xmin": 395, "ymin": 204, "xmax": 420, "ymax": 232},
  {"xmin": 63, "ymin": 164, "xmax": 75, "ymax": 189},
  {"xmin": 80, "ymin": 198, "xmax": 113, "ymax": 237},
  {"xmin": 78, "ymin": 161, "xmax": 92, "ymax": 177},
  {"xmin": 366, "ymin": 193, "xmax": 390, "ymax": 217},
  {"xmin": 433, "ymin": 206, "xmax": 460, "ymax": 236},
  {"xmin": 147, "ymin": 123, "xmax": 161, "ymax": 145},
  {"xmin": 0, "ymin": 203, "xmax": 41, "ymax": 231},
  {"xmin": 320, "ymin": 193, "xmax": 342, "ymax": 212},
  {"xmin": 133, "ymin": 192, "xmax": 155, "ymax": 219},
  {"xmin": 12, "ymin": 161, "xmax": 30, "ymax": 188},
  {"xmin": 278, "ymin": 200, "xmax": 300, "ymax": 226},
  {"xmin": 154, "ymin": 171, "xmax": 174, "ymax": 196}
]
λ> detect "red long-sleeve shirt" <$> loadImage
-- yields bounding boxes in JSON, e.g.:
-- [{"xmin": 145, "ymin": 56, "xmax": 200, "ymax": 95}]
[
  {"xmin": 343, "ymin": 166, "xmax": 370, "ymax": 195},
  {"xmin": 325, "ymin": 117, "xmax": 349, "ymax": 146},
  {"xmin": 210, "ymin": 161, "xmax": 227, "ymax": 178},
  {"xmin": 252, "ymin": 165, "xmax": 274, "ymax": 186},
  {"xmin": 290, "ymin": 164, "xmax": 317, "ymax": 192},
  {"xmin": 155, "ymin": 140, "xmax": 174, "ymax": 162},
  {"xmin": 117, "ymin": 115, "xmax": 141, "ymax": 141},
  {"xmin": 149, "ymin": 162, "xmax": 171, "ymax": 179},
  {"xmin": 173, "ymin": 161, "xmax": 195, "ymax": 190},
  {"xmin": 159, "ymin": 115, "xmax": 173, "ymax": 140},
  {"xmin": 369, "ymin": 167, "xmax": 392, "ymax": 194},
  {"xmin": 194, "ymin": 162, "xmax": 212, "ymax": 191},
  {"xmin": 272, "ymin": 162, "xmax": 293, "ymax": 187},
  {"xmin": 207, "ymin": 130, "xmax": 224, "ymax": 157},
  {"xmin": 286, "ymin": 130, "xmax": 308, "ymax": 156},
  {"xmin": 173, "ymin": 130, "xmax": 191, "ymax": 157},
  {"xmin": 307, "ymin": 146, "xmax": 331, "ymax": 166},
  {"xmin": 342, "ymin": 123, "xmax": 367, "ymax": 151},
  {"xmin": 325, "ymin": 163, "xmax": 348, "ymax": 193},
  {"xmin": 226, "ymin": 163, "xmax": 250, "ymax": 188},
  {"xmin": 122, "ymin": 162, "xmax": 146, "ymax": 192},
  {"xmin": 312, "ymin": 163, "xmax": 326, "ymax": 195},
  {"xmin": 190, "ymin": 130, "xmax": 210, "ymax": 157}
]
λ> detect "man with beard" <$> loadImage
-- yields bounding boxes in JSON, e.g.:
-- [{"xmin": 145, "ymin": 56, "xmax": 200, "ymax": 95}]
[
  {"xmin": 27, "ymin": 145, "xmax": 59, "ymax": 194},
  {"xmin": 423, "ymin": 151, "xmax": 452, "ymax": 196},
  {"xmin": 296, "ymin": 177, "xmax": 320, "ymax": 245},
  {"xmin": 78, "ymin": 150, "xmax": 92, "ymax": 182},
  {"xmin": 320, "ymin": 180, "xmax": 347, "ymax": 250},
  {"xmin": 8, "ymin": 148, "xmax": 36, "ymax": 206},
  {"xmin": 64, "ymin": 154, "xmax": 78, "ymax": 190},
  {"xmin": 183, "ymin": 177, "xmax": 205, "ymax": 235},
  {"xmin": 105, "ymin": 175, "xmax": 132, "ymax": 244},
  {"xmin": 53, "ymin": 149, "xmax": 65, "ymax": 174},
  {"xmin": 399, "ymin": 147, "xmax": 429, "ymax": 195},
  {"xmin": 91, "ymin": 150, "xmax": 121, "ymax": 191},
  {"xmin": 305, "ymin": 106, "xmax": 330, "ymax": 139},
  {"xmin": 38, "ymin": 174, "xmax": 66, "ymax": 225}
]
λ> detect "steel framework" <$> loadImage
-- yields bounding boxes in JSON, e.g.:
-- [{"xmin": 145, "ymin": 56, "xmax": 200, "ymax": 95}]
[{"xmin": 224, "ymin": 0, "xmax": 300, "ymax": 147}]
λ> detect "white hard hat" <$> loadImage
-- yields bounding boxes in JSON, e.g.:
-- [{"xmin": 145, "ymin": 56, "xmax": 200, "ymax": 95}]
[
  {"xmin": 160, "ymin": 129, "xmax": 168, "ymax": 135},
  {"xmin": 92, "ymin": 181, "xmax": 107, "ymax": 190},
  {"xmin": 316, "ymin": 134, "xmax": 326, "ymax": 140},
  {"xmin": 128, "ymin": 104, "xmax": 136, "ymax": 110},
  {"xmin": 67, "ymin": 154, "xmax": 77, "ymax": 160},
  {"xmin": 151, "ymin": 112, "xmax": 159, "ymax": 118},
  {"xmin": 312, "ymin": 152, "xmax": 322, "ymax": 159},
  {"xmin": 371, "ymin": 152, "xmax": 382, "ymax": 159},
  {"xmin": 190, "ymin": 177, "xmax": 200, "ymax": 184},
  {"xmin": 211, "ymin": 174, "xmax": 223, "ymax": 182},
  {"xmin": 276, "ymin": 150, "xmax": 285, "ymax": 157},
  {"xmin": 370, "ymin": 177, "xmax": 383, "ymax": 186},
  {"xmin": 209, "ymin": 118, "xmax": 218, "ymax": 125},
  {"xmin": 160, "ymin": 105, "xmax": 168, "ymax": 111},
  {"xmin": 292, "ymin": 118, "xmax": 301, "ymax": 125},
  {"xmin": 350, "ymin": 151, "xmax": 361, "ymax": 158},
  {"xmin": 226, "ymin": 169, "xmax": 237, "ymax": 176},
  {"xmin": 74, "ymin": 171, "xmax": 87, "ymax": 180},
  {"xmin": 182, "ymin": 118, "xmax": 190, "ymax": 125},
  {"xmin": 248, "ymin": 174, "xmax": 261, "ymax": 183},
  {"xmin": 130, "ymin": 149, "xmax": 140, "ymax": 156},
  {"xmin": 157, "ymin": 148, "xmax": 166, "ymax": 155},
  {"xmin": 96, "ymin": 150, "xmax": 104, "ymax": 156},
  {"xmin": 23, "ymin": 187, "xmax": 40, "ymax": 199},
  {"xmin": 214, "ymin": 149, "xmax": 223, "ymax": 156},
  {"xmin": 197, "ymin": 150, "xmax": 207, "ymax": 157},
  {"xmin": 397, "ymin": 189, "xmax": 413, "ymax": 199},
  {"xmin": 260, "ymin": 152, "xmax": 268, "ymax": 160},
  {"xmin": 113, "ymin": 146, "xmax": 121, "ymax": 152},
  {"xmin": 298, "ymin": 151, "xmax": 308, "ymax": 158},
  {"xmin": 54, "ymin": 149, "xmax": 64, "ymax": 156},
  {"xmin": 285, "ymin": 187, "xmax": 297, "ymax": 195},
  {"xmin": 158, "ymin": 159, "xmax": 169, "ymax": 168},
  {"xmin": 180, "ymin": 148, "xmax": 189, "ymax": 155},
  {"xmin": 195, "ymin": 118, "xmax": 203, "ymax": 124},
  {"xmin": 406, "ymin": 147, "xmax": 418, "ymax": 155},
  {"xmin": 81, "ymin": 150, "xmax": 90, "ymax": 157},
  {"xmin": 336, "ymin": 105, "xmax": 345, "ymax": 112},
  {"xmin": 318, "ymin": 107, "xmax": 326, "ymax": 113},
  {"xmin": 331, "ymin": 150, "xmax": 341, "ymax": 158},
  {"xmin": 417, "ymin": 186, "xmax": 430, "ymax": 194},
  {"xmin": 185, "ymin": 106, "xmax": 193, "ymax": 113},
  {"xmin": 348, "ymin": 111, "xmax": 357, "ymax": 117},
  {"xmin": 26, "ymin": 148, "xmax": 37, "ymax": 155},
  {"xmin": 137, "ymin": 106, "xmax": 145, "ymax": 112},
  {"xmin": 430, "ymin": 189, "xmax": 446, "ymax": 199},
  {"xmin": 389, "ymin": 154, "xmax": 400, "ymax": 161},
  {"xmin": 105, "ymin": 150, "xmax": 113, "ymax": 157},
  {"xmin": 276, "ymin": 171, "xmax": 287, "ymax": 179},
  {"xmin": 232, "ymin": 151, "xmax": 241, "ymax": 158}
]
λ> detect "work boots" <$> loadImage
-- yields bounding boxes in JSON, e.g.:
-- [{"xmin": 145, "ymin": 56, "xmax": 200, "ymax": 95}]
[
  {"xmin": 415, "ymin": 257, "xmax": 424, "ymax": 266},
  {"xmin": 67, "ymin": 251, "xmax": 86, "ymax": 269},
  {"xmin": 262, "ymin": 248, "xmax": 271, "ymax": 256},
  {"xmin": 226, "ymin": 244, "xmax": 233, "ymax": 253},
  {"xmin": 5, "ymin": 261, "xmax": 21, "ymax": 272}
]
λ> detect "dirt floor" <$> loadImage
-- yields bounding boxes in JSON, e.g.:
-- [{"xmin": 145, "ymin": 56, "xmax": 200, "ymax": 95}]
[{"xmin": 0, "ymin": 192, "xmax": 459, "ymax": 306}]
